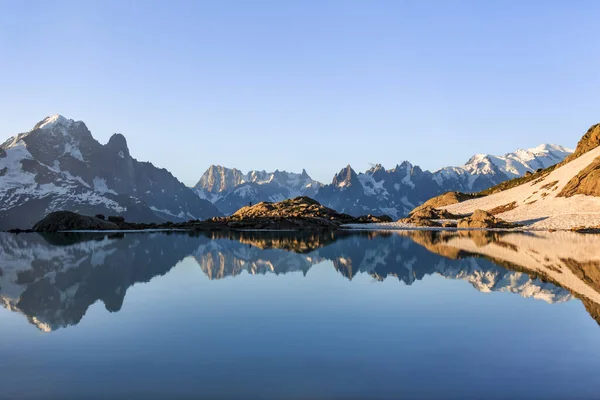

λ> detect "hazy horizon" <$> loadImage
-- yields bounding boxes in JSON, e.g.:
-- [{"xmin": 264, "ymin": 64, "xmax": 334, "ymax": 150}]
[{"xmin": 1, "ymin": 0, "xmax": 599, "ymax": 185}]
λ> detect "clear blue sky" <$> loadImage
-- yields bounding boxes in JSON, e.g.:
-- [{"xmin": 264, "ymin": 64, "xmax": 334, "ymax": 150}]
[{"xmin": 1, "ymin": 0, "xmax": 599, "ymax": 185}]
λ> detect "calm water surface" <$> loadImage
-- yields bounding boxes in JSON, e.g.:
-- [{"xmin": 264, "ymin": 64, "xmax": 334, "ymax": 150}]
[{"xmin": 1, "ymin": 230, "xmax": 600, "ymax": 399}]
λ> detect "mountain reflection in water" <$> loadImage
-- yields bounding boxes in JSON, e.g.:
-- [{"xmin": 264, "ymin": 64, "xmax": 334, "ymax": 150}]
[{"xmin": 1, "ymin": 230, "xmax": 599, "ymax": 332}]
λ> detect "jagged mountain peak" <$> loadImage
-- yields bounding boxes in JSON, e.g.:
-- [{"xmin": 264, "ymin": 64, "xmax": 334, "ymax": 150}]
[
  {"xmin": 32, "ymin": 114, "xmax": 71, "ymax": 131},
  {"xmin": 332, "ymin": 165, "xmax": 358, "ymax": 188},
  {"xmin": 364, "ymin": 164, "xmax": 386, "ymax": 178},
  {"xmin": 106, "ymin": 133, "xmax": 130, "ymax": 158},
  {"xmin": 193, "ymin": 165, "xmax": 322, "ymax": 214},
  {"xmin": 396, "ymin": 160, "xmax": 413, "ymax": 170}
]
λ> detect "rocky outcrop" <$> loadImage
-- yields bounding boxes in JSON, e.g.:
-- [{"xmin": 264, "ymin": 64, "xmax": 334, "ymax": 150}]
[
  {"xmin": 33, "ymin": 211, "xmax": 119, "ymax": 232},
  {"xmin": 558, "ymin": 123, "xmax": 600, "ymax": 166},
  {"xmin": 557, "ymin": 156, "xmax": 600, "ymax": 198},
  {"xmin": 31, "ymin": 197, "xmax": 392, "ymax": 232},
  {"xmin": 409, "ymin": 205, "xmax": 459, "ymax": 219},
  {"xmin": 410, "ymin": 192, "xmax": 480, "ymax": 215},
  {"xmin": 398, "ymin": 205, "xmax": 460, "ymax": 227},
  {"xmin": 211, "ymin": 196, "xmax": 392, "ymax": 229},
  {"xmin": 457, "ymin": 209, "xmax": 518, "ymax": 229}
]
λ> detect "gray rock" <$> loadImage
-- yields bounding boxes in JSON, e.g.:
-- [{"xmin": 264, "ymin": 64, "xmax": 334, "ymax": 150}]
[{"xmin": 33, "ymin": 211, "xmax": 119, "ymax": 232}]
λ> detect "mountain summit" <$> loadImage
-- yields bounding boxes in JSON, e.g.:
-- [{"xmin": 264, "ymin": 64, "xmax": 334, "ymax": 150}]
[
  {"xmin": 193, "ymin": 166, "xmax": 322, "ymax": 215},
  {"xmin": 0, "ymin": 115, "xmax": 220, "ymax": 229}
]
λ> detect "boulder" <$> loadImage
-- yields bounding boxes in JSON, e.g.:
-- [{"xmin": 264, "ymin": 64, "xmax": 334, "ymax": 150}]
[
  {"xmin": 457, "ymin": 209, "xmax": 517, "ymax": 229},
  {"xmin": 558, "ymin": 156, "xmax": 600, "ymax": 198},
  {"xmin": 33, "ymin": 211, "xmax": 119, "ymax": 232},
  {"xmin": 409, "ymin": 205, "xmax": 458, "ymax": 220},
  {"xmin": 410, "ymin": 192, "xmax": 481, "ymax": 215}
]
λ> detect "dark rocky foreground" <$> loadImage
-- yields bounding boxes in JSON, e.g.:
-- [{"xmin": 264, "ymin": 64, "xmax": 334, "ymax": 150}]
[{"xmin": 27, "ymin": 196, "xmax": 393, "ymax": 233}]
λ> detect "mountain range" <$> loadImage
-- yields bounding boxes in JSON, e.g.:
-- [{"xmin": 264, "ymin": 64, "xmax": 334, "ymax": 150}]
[
  {"xmin": 0, "ymin": 115, "xmax": 220, "ymax": 230},
  {"xmin": 0, "ymin": 115, "xmax": 573, "ymax": 229},
  {"xmin": 195, "ymin": 144, "xmax": 572, "ymax": 218}
]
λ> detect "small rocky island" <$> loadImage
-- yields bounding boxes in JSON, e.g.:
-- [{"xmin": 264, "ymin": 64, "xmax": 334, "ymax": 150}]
[{"xmin": 30, "ymin": 197, "xmax": 392, "ymax": 232}]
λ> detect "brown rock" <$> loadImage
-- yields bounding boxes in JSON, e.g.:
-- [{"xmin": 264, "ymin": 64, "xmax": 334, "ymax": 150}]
[
  {"xmin": 558, "ymin": 155, "xmax": 600, "ymax": 198},
  {"xmin": 457, "ymin": 209, "xmax": 518, "ymax": 229},
  {"xmin": 410, "ymin": 192, "xmax": 481, "ymax": 215},
  {"xmin": 558, "ymin": 123, "xmax": 600, "ymax": 166},
  {"xmin": 409, "ymin": 205, "xmax": 459, "ymax": 220}
]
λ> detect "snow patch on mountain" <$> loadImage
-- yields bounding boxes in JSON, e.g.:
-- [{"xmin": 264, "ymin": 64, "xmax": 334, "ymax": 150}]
[{"xmin": 93, "ymin": 177, "xmax": 117, "ymax": 194}]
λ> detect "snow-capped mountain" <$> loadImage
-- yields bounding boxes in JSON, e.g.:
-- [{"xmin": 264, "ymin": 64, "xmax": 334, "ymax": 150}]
[
  {"xmin": 194, "ymin": 165, "xmax": 321, "ymax": 215},
  {"xmin": 0, "ymin": 115, "xmax": 220, "ymax": 230},
  {"xmin": 314, "ymin": 144, "xmax": 572, "ymax": 219},
  {"xmin": 194, "ymin": 145, "xmax": 571, "ymax": 218}
]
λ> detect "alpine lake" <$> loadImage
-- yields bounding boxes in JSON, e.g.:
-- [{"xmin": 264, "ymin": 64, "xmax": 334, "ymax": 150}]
[{"xmin": 1, "ymin": 229, "xmax": 600, "ymax": 399}]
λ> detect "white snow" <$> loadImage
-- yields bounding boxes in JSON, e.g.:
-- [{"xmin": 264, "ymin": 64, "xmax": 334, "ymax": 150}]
[
  {"xmin": 149, "ymin": 206, "xmax": 191, "ymax": 220},
  {"xmin": 93, "ymin": 177, "xmax": 117, "ymax": 195},
  {"xmin": 37, "ymin": 114, "xmax": 69, "ymax": 130},
  {"xmin": 233, "ymin": 185, "xmax": 257, "ymax": 198},
  {"xmin": 460, "ymin": 144, "xmax": 573, "ymax": 180},
  {"xmin": 358, "ymin": 173, "xmax": 387, "ymax": 196},
  {"xmin": 432, "ymin": 144, "xmax": 573, "ymax": 190},
  {"xmin": 64, "ymin": 142, "xmax": 84, "ymax": 161},
  {"xmin": 62, "ymin": 171, "xmax": 91, "ymax": 188}
]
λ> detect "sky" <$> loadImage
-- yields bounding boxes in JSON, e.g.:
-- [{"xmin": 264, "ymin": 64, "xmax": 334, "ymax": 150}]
[{"xmin": 1, "ymin": 0, "xmax": 599, "ymax": 186}]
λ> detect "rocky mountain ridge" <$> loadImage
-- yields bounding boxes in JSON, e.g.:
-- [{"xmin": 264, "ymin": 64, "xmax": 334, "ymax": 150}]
[
  {"xmin": 0, "ymin": 115, "xmax": 221, "ymax": 230},
  {"xmin": 194, "ymin": 165, "xmax": 321, "ymax": 215},
  {"xmin": 314, "ymin": 144, "xmax": 572, "ymax": 219},
  {"xmin": 194, "ymin": 144, "xmax": 572, "ymax": 218}
]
